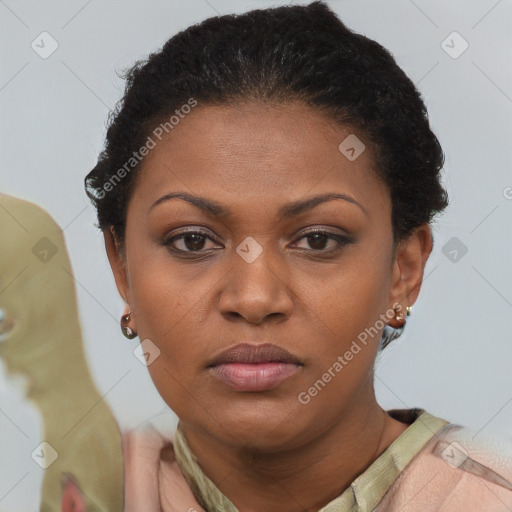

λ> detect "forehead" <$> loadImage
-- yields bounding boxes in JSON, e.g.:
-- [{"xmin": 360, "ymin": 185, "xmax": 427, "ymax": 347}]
[{"xmin": 129, "ymin": 102, "xmax": 390, "ymax": 221}]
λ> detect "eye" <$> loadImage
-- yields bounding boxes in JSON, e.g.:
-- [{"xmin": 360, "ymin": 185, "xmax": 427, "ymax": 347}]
[
  {"xmin": 292, "ymin": 229, "xmax": 353, "ymax": 252},
  {"xmin": 161, "ymin": 229, "xmax": 221, "ymax": 253},
  {"xmin": 161, "ymin": 227, "xmax": 353, "ymax": 256}
]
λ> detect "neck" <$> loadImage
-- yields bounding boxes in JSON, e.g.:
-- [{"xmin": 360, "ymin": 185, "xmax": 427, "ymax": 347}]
[{"xmin": 179, "ymin": 386, "xmax": 410, "ymax": 512}]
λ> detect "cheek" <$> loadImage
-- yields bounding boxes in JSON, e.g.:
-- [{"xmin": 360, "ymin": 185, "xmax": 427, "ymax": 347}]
[
  {"xmin": 130, "ymin": 270, "xmax": 211, "ymax": 353},
  {"xmin": 311, "ymin": 252, "xmax": 391, "ymax": 340},
  {"xmin": 125, "ymin": 232, "xmax": 208, "ymax": 340},
  {"xmin": 132, "ymin": 270, "xmax": 210, "ymax": 415},
  {"xmin": 126, "ymin": 253, "xmax": 218, "ymax": 387},
  {"xmin": 292, "ymin": 264, "xmax": 389, "ymax": 419}
]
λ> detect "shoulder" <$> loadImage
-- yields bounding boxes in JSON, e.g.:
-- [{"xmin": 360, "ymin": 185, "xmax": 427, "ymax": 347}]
[
  {"xmin": 122, "ymin": 424, "xmax": 170, "ymax": 512},
  {"xmin": 377, "ymin": 421, "xmax": 512, "ymax": 511},
  {"xmin": 121, "ymin": 425, "xmax": 205, "ymax": 512}
]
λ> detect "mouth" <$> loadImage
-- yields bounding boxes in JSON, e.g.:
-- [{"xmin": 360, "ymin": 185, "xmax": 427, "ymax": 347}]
[{"xmin": 207, "ymin": 343, "xmax": 304, "ymax": 392}]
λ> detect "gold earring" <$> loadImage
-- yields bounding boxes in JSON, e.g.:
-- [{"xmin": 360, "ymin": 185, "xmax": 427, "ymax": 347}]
[
  {"xmin": 393, "ymin": 304, "xmax": 407, "ymax": 326},
  {"xmin": 406, "ymin": 306, "xmax": 412, "ymax": 317},
  {"xmin": 121, "ymin": 312, "xmax": 137, "ymax": 339}
]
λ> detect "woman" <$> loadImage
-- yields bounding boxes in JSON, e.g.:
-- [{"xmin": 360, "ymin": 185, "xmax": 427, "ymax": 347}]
[{"xmin": 85, "ymin": 2, "xmax": 512, "ymax": 510}]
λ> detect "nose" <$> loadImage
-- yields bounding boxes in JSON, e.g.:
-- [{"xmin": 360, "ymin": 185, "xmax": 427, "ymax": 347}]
[{"xmin": 218, "ymin": 245, "xmax": 294, "ymax": 325}]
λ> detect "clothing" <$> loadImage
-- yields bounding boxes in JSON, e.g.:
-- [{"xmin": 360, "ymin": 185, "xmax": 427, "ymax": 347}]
[
  {"xmin": 171, "ymin": 408, "xmax": 447, "ymax": 511},
  {"xmin": 122, "ymin": 408, "xmax": 512, "ymax": 511}
]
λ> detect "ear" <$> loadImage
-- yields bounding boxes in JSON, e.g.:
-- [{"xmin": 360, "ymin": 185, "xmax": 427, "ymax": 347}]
[
  {"xmin": 387, "ymin": 224, "xmax": 433, "ymax": 325},
  {"xmin": 103, "ymin": 227, "xmax": 131, "ymax": 306}
]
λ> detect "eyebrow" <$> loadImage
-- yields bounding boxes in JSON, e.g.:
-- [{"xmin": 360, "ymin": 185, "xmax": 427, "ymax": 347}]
[{"xmin": 148, "ymin": 191, "xmax": 367, "ymax": 218}]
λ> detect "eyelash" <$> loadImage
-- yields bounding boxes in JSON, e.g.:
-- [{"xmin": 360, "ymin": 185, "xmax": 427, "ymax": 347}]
[{"xmin": 160, "ymin": 227, "xmax": 354, "ymax": 257}]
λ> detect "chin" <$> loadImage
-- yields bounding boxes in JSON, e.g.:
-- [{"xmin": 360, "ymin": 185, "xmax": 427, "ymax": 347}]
[{"xmin": 205, "ymin": 403, "xmax": 315, "ymax": 452}]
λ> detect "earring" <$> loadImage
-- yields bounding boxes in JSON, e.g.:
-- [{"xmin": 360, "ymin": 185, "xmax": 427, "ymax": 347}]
[
  {"xmin": 395, "ymin": 310, "xmax": 406, "ymax": 323},
  {"xmin": 121, "ymin": 311, "xmax": 137, "ymax": 339},
  {"xmin": 406, "ymin": 306, "xmax": 412, "ymax": 317},
  {"xmin": 392, "ymin": 304, "xmax": 407, "ymax": 326}
]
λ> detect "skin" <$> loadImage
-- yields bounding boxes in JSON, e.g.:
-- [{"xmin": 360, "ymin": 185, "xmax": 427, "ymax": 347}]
[{"xmin": 105, "ymin": 101, "xmax": 433, "ymax": 512}]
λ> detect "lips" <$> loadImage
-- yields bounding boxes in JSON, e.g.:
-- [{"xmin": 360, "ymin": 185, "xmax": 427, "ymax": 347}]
[
  {"xmin": 207, "ymin": 343, "xmax": 303, "ymax": 392},
  {"xmin": 207, "ymin": 343, "xmax": 302, "ymax": 367}
]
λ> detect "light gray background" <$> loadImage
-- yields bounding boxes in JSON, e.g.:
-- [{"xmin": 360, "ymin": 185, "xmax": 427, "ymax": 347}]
[{"xmin": 1, "ymin": 1, "xmax": 511, "ymax": 510}]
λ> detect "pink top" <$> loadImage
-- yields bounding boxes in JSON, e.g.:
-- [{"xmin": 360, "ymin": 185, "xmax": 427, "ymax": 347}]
[
  {"xmin": 121, "ymin": 425, "xmax": 204, "ymax": 512},
  {"xmin": 116, "ymin": 411, "xmax": 512, "ymax": 512}
]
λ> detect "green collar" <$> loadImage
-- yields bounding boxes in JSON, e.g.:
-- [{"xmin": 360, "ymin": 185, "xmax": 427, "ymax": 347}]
[{"xmin": 173, "ymin": 408, "xmax": 449, "ymax": 512}]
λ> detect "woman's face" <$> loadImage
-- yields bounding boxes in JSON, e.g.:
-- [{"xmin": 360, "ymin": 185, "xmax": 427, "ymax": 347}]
[{"xmin": 106, "ymin": 101, "xmax": 427, "ymax": 451}]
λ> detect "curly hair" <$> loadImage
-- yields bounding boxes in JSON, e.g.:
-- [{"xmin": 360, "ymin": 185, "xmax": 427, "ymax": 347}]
[{"xmin": 85, "ymin": 0, "xmax": 448, "ymax": 349}]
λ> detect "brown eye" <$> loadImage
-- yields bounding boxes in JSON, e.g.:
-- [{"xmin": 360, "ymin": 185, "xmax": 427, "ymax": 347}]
[
  {"xmin": 301, "ymin": 232, "xmax": 331, "ymax": 251},
  {"xmin": 293, "ymin": 229, "xmax": 353, "ymax": 252},
  {"xmin": 162, "ymin": 229, "xmax": 219, "ymax": 253}
]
